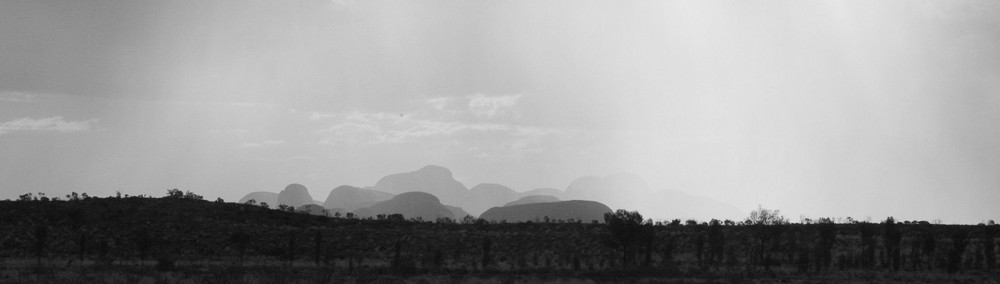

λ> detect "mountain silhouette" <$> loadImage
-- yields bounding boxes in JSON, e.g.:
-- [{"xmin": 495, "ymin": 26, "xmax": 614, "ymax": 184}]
[
  {"xmin": 352, "ymin": 191, "xmax": 454, "ymax": 220},
  {"xmin": 480, "ymin": 200, "xmax": 612, "ymax": 223},
  {"xmin": 323, "ymin": 185, "xmax": 395, "ymax": 212},
  {"xmin": 504, "ymin": 195, "xmax": 560, "ymax": 207},
  {"xmin": 444, "ymin": 205, "xmax": 473, "ymax": 219},
  {"xmin": 371, "ymin": 165, "xmax": 470, "ymax": 206},
  {"xmin": 238, "ymin": 191, "xmax": 278, "ymax": 206},
  {"xmin": 467, "ymin": 183, "xmax": 520, "ymax": 216},
  {"xmin": 520, "ymin": 188, "xmax": 564, "ymax": 199},
  {"xmin": 278, "ymin": 183, "xmax": 316, "ymax": 207}
]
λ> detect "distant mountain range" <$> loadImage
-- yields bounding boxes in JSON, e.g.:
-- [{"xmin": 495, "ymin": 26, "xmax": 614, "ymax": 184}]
[{"xmin": 237, "ymin": 165, "xmax": 744, "ymax": 222}]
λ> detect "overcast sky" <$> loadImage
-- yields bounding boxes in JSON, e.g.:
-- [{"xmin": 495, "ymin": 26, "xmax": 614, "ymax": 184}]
[{"xmin": 2, "ymin": 0, "xmax": 998, "ymax": 223}]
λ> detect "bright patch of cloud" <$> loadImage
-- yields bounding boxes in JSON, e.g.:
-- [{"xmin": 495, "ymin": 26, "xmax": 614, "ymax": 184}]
[
  {"xmin": 467, "ymin": 94, "xmax": 523, "ymax": 118},
  {"xmin": 0, "ymin": 116, "xmax": 95, "ymax": 135},
  {"xmin": 314, "ymin": 110, "xmax": 549, "ymax": 145},
  {"xmin": 426, "ymin": 97, "xmax": 454, "ymax": 111}
]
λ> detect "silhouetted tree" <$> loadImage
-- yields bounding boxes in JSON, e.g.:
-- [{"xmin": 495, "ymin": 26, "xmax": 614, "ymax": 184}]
[
  {"xmin": 814, "ymin": 218, "xmax": 836, "ymax": 271},
  {"xmin": 183, "ymin": 190, "xmax": 203, "ymax": 200},
  {"xmin": 745, "ymin": 206, "xmax": 788, "ymax": 269},
  {"xmin": 859, "ymin": 223, "xmax": 877, "ymax": 269},
  {"xmin": 883, "ymin": 217, "xmax": 902, "ymax": 271},
  {"xmin": 707, "ymin": 219, "xmax": 725, "ymax": 267},
  {"xmin": 166, "ymin": 189, "xmax": 183, "ymax": 198},
  {"xmin": 604, "ymin": 209, "xmax": 650, "ymax": 267},
  {"xmin": 984, "ymin": 224, "xmax": 996, "ymax": 271}
]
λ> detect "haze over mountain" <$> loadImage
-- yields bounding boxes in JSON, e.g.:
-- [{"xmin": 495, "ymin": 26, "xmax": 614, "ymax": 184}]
[
  {"xmin": 444, "ymin": 205, "xmax": 473, "ymax": 219},
  {"xmin": 371, "ymin": 165, "xmax": 470, "ymax": 207},
  {"xmin": 520, "ymin": 188, "xmax": 565, "ymax": 199},
  {"xmin": 235, "ymin": 165, "xmax": 742, "ymax": 221},
  {"xmin": 323, "ymin": 185, "xmax": 394, "ymax": 212},
  {"xmin": 480, "ymin": 200, "xmax": 613, "ymax": 223},
  {"xmin": 467, "ymin": 183, "xmax": 520, "ymax": 216},
  {"xmin": 565, "ymin": 174, "xmax": 743, "ymax": 220},
  {"xmin": 352, "ymin": 191, "xmax": 455, "ymax": 221},
  {"xmin": 504, "ymin": 195, "xmax": 560, "ymax": 207}
]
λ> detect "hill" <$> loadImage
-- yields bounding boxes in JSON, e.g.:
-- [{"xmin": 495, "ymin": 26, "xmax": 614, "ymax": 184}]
[
  {"xmin": 467, "ymin": 183, "xmax": 520, "ymax": 216},
  {"xmin": 480, "ymin": 200, "xmax": 613, "ymax": 223},
  {"xmin": 237, "ymin": 191, "xmax": 278, "ymax": 206},
  {"xmin": 278, "ymin": 183, "xmax": 316, "ymax": 207},
  {"xmin": 322, "ymin": 185, "xmax": 395, "ymax": 212},
  {"xmin": 504, "ymin": 195, "xmax": 560, "ymax": 207},
  {"xmin": 519, "ymin": 188, "xmax": 564, "ymax": 199},
  {"xmin": 370, "ymin": 165, "xmax": 469, "ymax": 206},
  {"xmin": 352, "ymin": 191, "xmax": 454, "ymax": 220}
]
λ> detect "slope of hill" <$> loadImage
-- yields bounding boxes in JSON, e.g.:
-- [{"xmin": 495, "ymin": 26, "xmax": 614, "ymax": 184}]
[
  {"xmin": 352, "ymin": 191, "xmax": 455, "ymax": 220},
  {"xmin": 480, "ymin": 200, "xmax": 612, "ymax": 223},
  {"xmin": 323, "ymin": 185, "xmax": 395, "ymax": 212},
  {"xmin": 296, "ymin": 204, "xmax": 332, "ymax": 216},
  {"xmin": 520, "ymin": 188, "xmax": 564, "ymax": 199},
  {"xmin": 238, "ymin": 191, "xmax": 278, "ymax": 206},
  {"xmin": 467, "ymin": 183, "xmax": 520, "ymax": 216},
  {"xmin": 504, "ymin": 195, "xmax": 560, "ymax": 207},
  {"xmin": 444, "ymin": 205, "xmax": 473, "ymax": 219},
  {"xmin": 370, "ymin": 165, "xmax": 469, "ymax": 206},
  {"xmin": 278, "ymin": 183, "xmax": 315, "ymax": 207}
]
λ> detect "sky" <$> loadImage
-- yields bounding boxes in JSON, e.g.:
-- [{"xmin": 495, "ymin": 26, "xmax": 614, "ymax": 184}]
[{"xmin": 1, "ymin": 0, "xmax": 999, "ymax": 224}]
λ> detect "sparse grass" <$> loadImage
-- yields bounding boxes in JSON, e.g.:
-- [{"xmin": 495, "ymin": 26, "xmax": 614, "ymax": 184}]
[{"xmin": 0, "ymin": 198, "xmax": 997, "ymax": 283}]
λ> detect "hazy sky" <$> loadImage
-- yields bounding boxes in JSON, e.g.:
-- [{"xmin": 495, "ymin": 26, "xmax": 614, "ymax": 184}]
[{"xmin": 2, "ymin": 0, "xmax": 998, "ymax": 223}]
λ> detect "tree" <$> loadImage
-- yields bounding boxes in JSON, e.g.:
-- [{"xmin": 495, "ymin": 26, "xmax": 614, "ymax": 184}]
[
  {"xmin": 707, "ymin": 219, "xmax": 725, "ymax": 267},
  {"xmin": 883, "ymin": 217, "xmax": 902, "ymax": 271},
  {"xmin": 166, "ymin": 189, "xmax": 183, "ymax": 198},
  {"xmin": 604, "ymin": 209, "xmax": 651, "ymax": 267},
  {"xmin": 745, "ymin": 205, "xmax": 788, "ymax": 269},
  {"xmin": 183, "ymin": 190, "xmax": 203, "ymax": 200},
  {"xmin": 814, "ymin": 218, "xmax": 836, "ymax": 271}
]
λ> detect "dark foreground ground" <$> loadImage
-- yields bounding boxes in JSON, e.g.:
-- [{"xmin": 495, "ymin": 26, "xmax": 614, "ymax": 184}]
[{"xmin": 0, "ymin": 196, "xmax": 997, "ymax": 283}]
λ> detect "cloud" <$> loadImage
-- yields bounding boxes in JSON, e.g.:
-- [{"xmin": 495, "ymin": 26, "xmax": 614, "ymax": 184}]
[
  {"xmin": 239, "ymin": 140, "xmax": 285, "ymax": 148},
  {"xmin": 0, "ymin": 91, "xmax": 38, "ymax": 103},
  {"xmin": 0, "ymin": 116, "xmax": 95, "ymax": 135},
  {"xmin": 315, "ymin": 110, "xmax": 550, "ymax": 145},
  {"xmin": 467, "ymin": 94, "xmax": 523, "ymax": 118},
  {"xmin": 426, "ymin": 97, "xmax": 454, "ymax": 111}
]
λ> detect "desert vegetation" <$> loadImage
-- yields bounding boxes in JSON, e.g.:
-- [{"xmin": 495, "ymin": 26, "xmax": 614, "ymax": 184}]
[{"xmin": 0, "ymin": 191, "xmax": 996, "ymax": 283}]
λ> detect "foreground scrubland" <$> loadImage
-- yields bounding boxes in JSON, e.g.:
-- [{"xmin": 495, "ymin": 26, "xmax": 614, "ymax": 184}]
[{"xmin": 0, "ymin": 195, "xmax": 996, "ymax": 283}]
